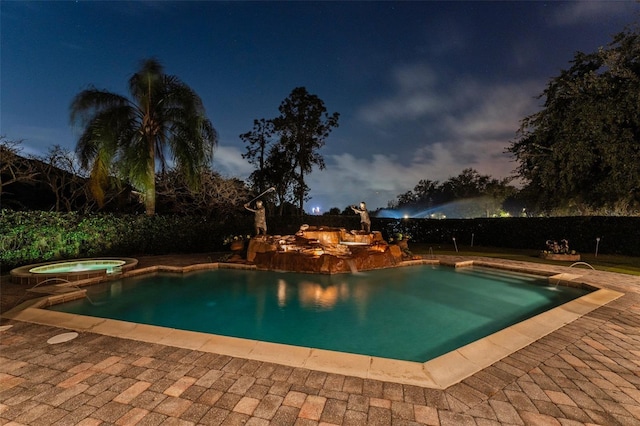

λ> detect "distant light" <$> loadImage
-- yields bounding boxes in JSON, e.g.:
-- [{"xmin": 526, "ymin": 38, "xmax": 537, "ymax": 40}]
[
  {"xmin": 311, "ymin": 206, "xmax": 321, "ymax": 215},
  {"xmin": 403, "ymin": 214, "xmax": 409, "ymax": 219}
]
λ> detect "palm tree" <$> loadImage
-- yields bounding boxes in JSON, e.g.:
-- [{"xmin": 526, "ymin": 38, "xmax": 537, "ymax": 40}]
[{"xmin": 70, "ymin": 58, "xmax": 217, "ymax": 215}]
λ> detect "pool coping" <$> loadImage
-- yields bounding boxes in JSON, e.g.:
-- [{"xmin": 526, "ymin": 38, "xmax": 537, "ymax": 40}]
[{"xmin": 2, "ymin": 258, "xmax": 623, "ymax": 389}]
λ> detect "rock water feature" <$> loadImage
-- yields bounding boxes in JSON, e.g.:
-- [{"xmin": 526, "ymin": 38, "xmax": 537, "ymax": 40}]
[{"xmin": 245, "ymin": 226, "xmax": 413, "ymax": 274}]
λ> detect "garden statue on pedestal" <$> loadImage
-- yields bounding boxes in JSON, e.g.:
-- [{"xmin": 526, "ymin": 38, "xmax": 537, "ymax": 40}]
[
  {"xmin": 244, "ymin": 200, "xmax": 267, "ymax": 237},
  {"xmin": 350, "ymin": 201, "xmax": 371, "ymax": 233}
]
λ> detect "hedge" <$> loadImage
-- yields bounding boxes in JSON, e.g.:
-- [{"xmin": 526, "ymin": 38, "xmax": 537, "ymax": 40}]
[{"xmin": 2, "ymin": 210, "xmax": 638, "ymax": 272}]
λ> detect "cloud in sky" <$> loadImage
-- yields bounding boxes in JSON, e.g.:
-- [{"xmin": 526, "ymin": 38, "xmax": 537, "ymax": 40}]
[
  {"xmin": 214, "ymin": 62, "xmax": 541, "ymax": 211},
  {"xmin": 550, "ymin": 1, "xmax": 637, "ymax": 26}
]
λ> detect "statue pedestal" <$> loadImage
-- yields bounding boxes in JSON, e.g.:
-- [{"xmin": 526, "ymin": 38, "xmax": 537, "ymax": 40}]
[
  {"xmin": 540, "ymin": 253, "xmax": 581, "ymax": 261},
  {"xmin": 245, "ymin": 227, "xmax": 404, "ymax": 274}
]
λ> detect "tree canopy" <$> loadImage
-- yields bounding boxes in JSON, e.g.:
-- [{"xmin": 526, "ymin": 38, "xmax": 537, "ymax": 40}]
[
  {"xmin": 389, "ymin": 168, "xmax": 516, "ymax": 218},
  {"xmin": 241, "ymin": 87, "xmax": 339, "ymax": 215},
  {"xmin": 508, "ymin": 27, "xmax": 640, "ymax": 215},
  {"xmin": 70, "ymin": 58, "xmax": 217, "ymax": 215}
]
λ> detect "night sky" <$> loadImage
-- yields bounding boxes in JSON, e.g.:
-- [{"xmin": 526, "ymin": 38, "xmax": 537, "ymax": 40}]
[{"xmin": 2, "ymin": 1, "xmax": 637, "ymax": 211}]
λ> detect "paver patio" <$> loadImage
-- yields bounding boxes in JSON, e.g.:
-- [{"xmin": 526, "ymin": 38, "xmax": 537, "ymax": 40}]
[{"xmin": 2, "ymin": 255, "xmax": 640, "ymax": 425}]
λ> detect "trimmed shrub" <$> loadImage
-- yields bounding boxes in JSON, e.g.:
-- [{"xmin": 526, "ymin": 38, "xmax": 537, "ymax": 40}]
[{"xmin": 2, "ymin": 210, "xmax": 638, "ymax": 272}]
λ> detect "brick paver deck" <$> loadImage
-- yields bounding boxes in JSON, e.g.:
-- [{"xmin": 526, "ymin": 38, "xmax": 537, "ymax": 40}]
[{"xmin": 2, "ymin": 255, "xmax": 640, "ymax": 425}]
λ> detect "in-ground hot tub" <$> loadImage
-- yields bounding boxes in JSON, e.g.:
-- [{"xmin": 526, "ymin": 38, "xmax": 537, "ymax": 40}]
[{"xmin": 10, "ymin": 258, "xmax": 138, "ymax": 286}]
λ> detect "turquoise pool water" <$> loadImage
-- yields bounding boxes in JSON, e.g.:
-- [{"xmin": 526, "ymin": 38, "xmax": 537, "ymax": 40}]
[{"xmin": 48, "ymin": 265, "xmax": 590, "ymax": 362}]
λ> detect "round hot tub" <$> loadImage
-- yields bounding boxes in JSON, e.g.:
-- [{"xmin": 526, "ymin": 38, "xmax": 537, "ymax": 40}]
[{"xmin": 10, "ymin": 258, "xmax": 138, "ymax": 286}]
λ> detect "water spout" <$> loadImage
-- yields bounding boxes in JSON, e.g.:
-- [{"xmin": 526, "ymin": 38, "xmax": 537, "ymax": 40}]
[{"xmin": 346, "ymin": 259, "xmax": 359, "ymax": 274}]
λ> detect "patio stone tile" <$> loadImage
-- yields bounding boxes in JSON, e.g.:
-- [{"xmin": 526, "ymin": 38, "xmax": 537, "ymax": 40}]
[
  {"xmin": 219, "ymin": 411, "xmax": 250, "ymax": 425},
  {"xmin": 437, "ymin": 410, "xmax": 477, "ymax": 426},
  {"xmin": 165, "ymin": 364, "xmax": 195, "ymax": 381},
  {"xmin": 584, "ymin": 408, "xmax": 626, "ymax": 426},
  {"xmin": 86, "ymin": 390, "xmax": 119, "ymax": 408},
  {"xmin": 154, "ymin": 396, "xmax": 193, "ymax": 417},
  {"xmin": 91, "ymin": 401, "xmax": 132, "ymax": 423},
  {"xmin": 53, "ymin": 404, "xmax": 97, "ymax": 425},
  {"xmin": 369, "ymin": 397, "xmax": 391, "ymax": 409},
  {"xmin": 136, "ymin": 367, "xmax": 166, "ymax": 383},
  {"xmin": 390, "ymin": 400, "xmax": 414, "ymax": 420},
  {"xmin": 75, "ymin": 416, "xmax": 104, "ymax": 425},
  {"xmin": 532, "ymin": 399, "xmax": 564, "ymax": 418},
  {"xmin": 518, "ymin": 411, "xmax": 563, "ymax": 426},
  {"xmin": 180, "ymin": 401, "xmax": 210, "ymax": 423},
  {"xmin": 267, "ymin": 380, "xmax": 291, "ymax": 397},
  {"xmin": 362, "ymin": 379, "xmax": 383, "ymax": 398},
  {"xmin": 253, "ymin": 394, "xmax": 284, "ymax": 420},
  {"xmin": 464, "ymin": 401, "xmax": 498, "ymax": 421},
  {"xmin": 214, "ymin": 392, "xmax": 242, "ymax": 410},
  {"xmin": 305, "ymin": 370, "xmax": 327, "ymax": 389},
  {"xmin": 59, "ymin": 392, "xmax": 92, "ymax": 411},
  {"xmin": 245, "ymin": 417, "xmax": 271, "ymax": 426},
  {"xmin": 194, "ymin": 369, "xmax": 224, "ymax": 388},
  {"xmin": 227, "ymin": 375, "xmax": 256, "ymax": 395},
  {"xmin": 557, "ymin": 404, "xmax": 592, "ymax": 423},
  {"xmin": 149, "ymin": 377, "xmax": 176, "ymax": 394},
  {"xmin": 414, "ymin": 404, "xmax": 439, "ymax": 425},
  {"xmin": 367, "ymin": 405, "xmax": 391, "ymax": 425},
  {"xmin": 504, "ymin": 389, "xmax": 538, "ymax": 412},
  {"xmin": 113, "ymin": 380, "xmax": 152, "ymax": 404},
  {"xmin": 164, "ymin": 376, "xmax": 197, "ymax": 397},
  {"xmin": 346, "ymin": 393, "xmax": 368, "ymax": 412},
  {"xmin": 287, "ymin": 367, "xmax": 311, "ymax": 384},
  {"xmin": 114, "ymin": 407, "xmax": 149, "ymax": 425},
  {"xmin": 253, "ymin": 363, "xmax": 277, "ymax": 379},
  {"xmin": 270, "ymin": 405, "xmax": 299, "ymax": 424},
  {"xmin": 423, "ymin": 388, "xmax": 449, "ymax": 409},
  {"xmin": 342, "ymin": 376, "xmax": 363, "ymax": 394},
  {"xmin": 233, "ymin": 396, "xmax": 260, "ymax": 415},
  {"xmin": 130, "ymin": 390, "xmax": 168, "ymax": 410},
  {"xmin": 488, "ymin": 399, "xmax": 524, "ymax": 425},
  {"xmin": 135, "ymin": 411, "xmax": 167, "ymax": 425},
  {"xmin": 298, "ymin": 394, "xmax": 326, "ymax": 420},
  {"xmin": 343, "ymin": 408, "xmax": 368, "ymax": 425},
  {"xmin": 446, "ymin": 382, "xmax": 488, "ymax": 408},
  {"xmin": 179, "ymin": 384, "xmax": 207, "ymax": 402},
  {"xmin": 323, "ymin": 374, "xmax": 345, "ymax": 392},
  {"xmin": 319, "ymin": 398, "xmax": 346, "ymax": 424},
  {"xmin": 318, "ymin": 388, "xmax": 348, "ymax": 401},
  {"xmin": 245, "ymin": 383, "xmax": 270, "ymax": 399},
  {"xmin": 236, "ymin": 359, "xmax": 262, "ymax": 376},
  {"xmin": 211, "ymin": 374, "xmax": 238, "ymax": 393},
  {"xmin": 197, "ymin": 388, "xmax": 224, "ymax": 405},
  {"xmin": 283, "ymin": 390, "xmax": 307, "ymax": 408}
]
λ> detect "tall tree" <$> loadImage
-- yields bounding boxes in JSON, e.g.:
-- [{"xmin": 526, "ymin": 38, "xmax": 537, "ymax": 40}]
[
  {"xmin": 272, "ymin": 87, "xmax": 339, "ymax": 214},
  {"xmin": 70, "ymin": 58, "xmax": 217, "ymax": 215},
  {"xmin": 508, "ymin": 28, "xmax": 640, "ymax": 214},
  {"xmin": 240, "ymin": 118, "xmax": 274, "ymax": 194}
]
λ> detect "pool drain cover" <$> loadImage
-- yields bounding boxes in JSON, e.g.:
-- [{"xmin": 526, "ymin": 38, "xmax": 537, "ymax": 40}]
[{"xmin": 47, "ymin": 332, "xmax": 79, "ymax": 344}]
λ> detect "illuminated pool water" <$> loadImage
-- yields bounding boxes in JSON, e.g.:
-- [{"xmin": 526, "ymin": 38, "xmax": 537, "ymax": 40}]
[
  {"xmin": 48, "ymin": 265, "xmax": 590, "ymax": 362},
  {"xmin": 10, "ymin": 258, "xmax": 138, "ymax": 286},
  {"xmin": 29, "ymin": 260, "xmax": 126, "ymax": 274}
]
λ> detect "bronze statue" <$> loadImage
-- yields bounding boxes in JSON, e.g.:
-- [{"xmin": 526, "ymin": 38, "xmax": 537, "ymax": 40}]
[
  {"xmin": 244, "ymin": 200, "xmax": 267, "ymax": 236},
  {"xmin": 351, "ymin": 201, "xmax": 371, "ymax": 233}
]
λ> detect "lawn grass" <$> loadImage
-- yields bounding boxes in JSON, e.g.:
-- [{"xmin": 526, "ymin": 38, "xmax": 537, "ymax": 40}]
[{"xmin": 410, "ymin": 243, "xmax": 640, "ymax": 276}]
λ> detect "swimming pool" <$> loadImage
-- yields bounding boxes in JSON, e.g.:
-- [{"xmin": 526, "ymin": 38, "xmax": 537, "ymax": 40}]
[{"xmin": 48, "ymin": 265, "xmax": 590, "ymax": 362}]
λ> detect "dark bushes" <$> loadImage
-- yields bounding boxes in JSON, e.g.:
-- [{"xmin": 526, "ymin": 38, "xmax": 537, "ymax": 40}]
[{"xmin": 2, "ymin": 210, "xmax": 638, "ymax": 272}]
